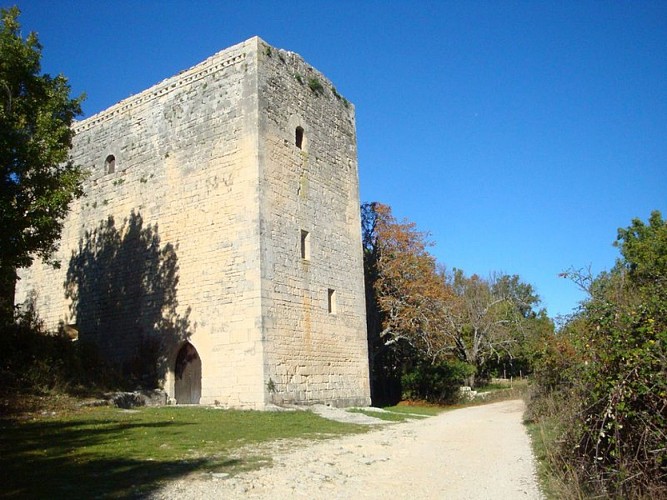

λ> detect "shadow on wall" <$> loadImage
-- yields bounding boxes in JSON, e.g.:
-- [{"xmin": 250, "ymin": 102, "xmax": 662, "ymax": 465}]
[{"xmin": 65, "ymin": 211, "xmax": 192, "ymax": 389}]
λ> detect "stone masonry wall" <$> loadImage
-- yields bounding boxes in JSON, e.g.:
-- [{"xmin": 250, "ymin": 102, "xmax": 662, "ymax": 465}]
[
  {"xmin": 15, "ymin": 37, "xmax": 371, "ymax": 408},
  {"xmin": 256, "ymin": 43, "xmax": 371, "ymax": 406}
]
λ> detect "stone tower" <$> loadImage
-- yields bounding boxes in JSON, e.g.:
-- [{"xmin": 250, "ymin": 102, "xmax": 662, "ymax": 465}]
[{"xmin": 15, "ymin": 37, "xmax": 371, "ymax": 408}]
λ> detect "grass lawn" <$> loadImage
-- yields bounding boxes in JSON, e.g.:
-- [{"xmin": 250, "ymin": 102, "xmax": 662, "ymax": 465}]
[
  {"xmin": 347, "ymin": 402, "xmax": 444, "ymax": 422},
  {"xmin": 0, "ymin": 405, "xmax": 369, "ymax": 499}
]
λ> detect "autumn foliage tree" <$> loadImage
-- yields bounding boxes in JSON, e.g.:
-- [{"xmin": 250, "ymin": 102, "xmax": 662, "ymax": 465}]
[
  {"xmin": 363, "ymin": 202, "xmax": 455, "ymax": 402},
  {"xmin": 363, "ymin": 203, "xmax": 450, "ymax": 357},
  {"xmin": 362, "ymin": 202, "xmax": 547, "ymax": 401}
]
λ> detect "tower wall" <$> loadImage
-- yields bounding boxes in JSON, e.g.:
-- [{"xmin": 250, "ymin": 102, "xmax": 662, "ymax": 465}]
[
  {"xmin": 257, "ymin": 43, "xmax": 371, "ymax": 406},
  {"xmin": 15, "ymin": 37, "xmax": 370, "ymax": 408}
]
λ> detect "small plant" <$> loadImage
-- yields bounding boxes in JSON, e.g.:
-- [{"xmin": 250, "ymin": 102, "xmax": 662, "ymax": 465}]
[
  {"xmin": 102, "ymin": 199, "xmax": 108, "ymax": 206},
  {"xmin": 331, "ymin": 86, "xmax": 350, "ymax": 107},
  {"xmin": 266, "ymin": 377, "xmax": 276, "ymax": 393},
  {"xmin": 307, "ymin": 77, "xmax": 324, "ymax": 94},
  {"xmin": 264, "ymin": 45, "xmax": 272, "ymax": 58},
  {"xmin": 294, "ymin": 73, "xmax": 303, "ymax": 85},
  {"xmin": 112, "ymin": 178, "xmax": 125, "ymax": 186},
  {"xmin": 140, "ymin": 176, "xmax": 148, "ymax": 184}
]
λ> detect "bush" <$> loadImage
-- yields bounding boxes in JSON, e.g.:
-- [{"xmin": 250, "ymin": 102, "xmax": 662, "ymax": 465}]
[
  {"xmin": 528, "ymin": 211, "xmax": 667, "ymax": 498},
  {"xmin": 0, "ymin": 308, "xmax": 119, "ymax": 398},
  {"xmin": 401, "ymin": 359, "xmax": 474, "ymax": 404},
  {"xmin": 561, "ymin": 299, "xmax": 667, "ymax": 498},
  {"xmin": 307, "ymin": 77, "xmax": 324, "ymax": 94}
]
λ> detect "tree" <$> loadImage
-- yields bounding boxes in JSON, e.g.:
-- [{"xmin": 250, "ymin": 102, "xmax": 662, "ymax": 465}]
[
  {"xmin": 440, "ymin": 270, "xmax": 543, "ymax": 387},
  {"xmin": 363, "ymin": 202, "xmax": 546, "ymax": 394},
  {"xmin": 491, "ymin": 273, "xmax": 540, "ymax": 319},
  {"xmin": 0, "ymin": 7, "xmax": 84, "ymax": 323},
  {"xmin": 362, "ymin": 202, "xmax": 451, "ymax": 403},
  {"xmin": 363, "ymin": 203, "xmax": 450, "ymax": 356},
  {"xmin": 614, "ymin": 210, "xmax": 667, "ymax": 310},
  {"xmin": 570, "ymin": 211, "xmax": 667, "ymax": 496},
  {"xmin": 535, "ymin": 210, "xmax": 667, "ymax": 497}
]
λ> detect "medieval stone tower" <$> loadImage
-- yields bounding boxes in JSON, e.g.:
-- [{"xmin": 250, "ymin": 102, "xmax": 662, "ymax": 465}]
[{"xmin": 15, "ymin": 37, "xmax": 371, "ymax": 408}]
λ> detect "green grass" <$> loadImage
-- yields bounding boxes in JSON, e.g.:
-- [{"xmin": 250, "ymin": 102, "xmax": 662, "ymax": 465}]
[
  {"xmin": 526, "ymin": 416, "xmax": 569, "ymax": 499},
  {"xmin": 0, "ymin": 405, "xmax": 369, "ymax": 499},
  {"xmin": 382, "ymin": 404, "xmax": 444, "ymax": 416},
  {"xmin": 476, "ymin": 382, "xmax": 513, "ymax": 392},
  {"xmin": 347, "ymin": 403, "xmax": 444, "ymax": 422},
  {"xmin": 525, "ymin": 393, "xmax": 586, "ymax": 500},
  {"xmin": 346, "ymin": 408, "xmax": 416, "ymax": 422},
  {"xmin": 477, "ymin": 378, "xmax": 529, "ymax": 392}
]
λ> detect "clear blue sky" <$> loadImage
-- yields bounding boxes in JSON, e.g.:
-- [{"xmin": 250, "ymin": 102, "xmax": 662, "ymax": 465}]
[{"xmin": 12, "ymin": 1, "xmax": 667, "ymax": 319}]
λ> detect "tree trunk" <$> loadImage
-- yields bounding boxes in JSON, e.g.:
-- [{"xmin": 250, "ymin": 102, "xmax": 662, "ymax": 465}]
[{"xmin": 0, "ymin": 265, "xmax": 17, "ymax": 325}]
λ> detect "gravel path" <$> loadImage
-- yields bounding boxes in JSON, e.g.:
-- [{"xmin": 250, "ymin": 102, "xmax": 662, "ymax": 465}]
[{"xmin": 152, "ymin": 399, "xmax": 543, "ymax": 499}]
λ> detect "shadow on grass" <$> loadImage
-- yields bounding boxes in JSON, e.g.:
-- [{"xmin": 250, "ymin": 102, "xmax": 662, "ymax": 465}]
[{"xmin": 0, "ymin": 417, "xmax": 209, "ymax": 498}]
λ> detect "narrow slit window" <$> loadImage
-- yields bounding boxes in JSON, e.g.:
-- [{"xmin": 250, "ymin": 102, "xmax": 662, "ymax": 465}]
[
  {"xmin": 327, "ymin": 289, "xmax": 337, "ymax": 314},
  {"xmin": 105, "ymin": 154, "xmax": 116, "ymax": 174},
  {"xmin": 300, "ymin": 230, "xmax": 310, "ymax": 260},
  {"xmin": 295, "ymin": 126, "xmax": 304, "ymax": 149}
]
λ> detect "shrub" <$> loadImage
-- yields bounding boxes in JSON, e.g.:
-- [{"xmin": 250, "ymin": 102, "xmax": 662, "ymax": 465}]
[
  {"xmin": 560, "ymin": 296, "xmax": 667, "ymax": 498},
  {"xmin": 307, "ymin": 77, "xmax": 324, "ymax": 94},
  {"xmin": 401, "ymin": 359, "xmax": 474, "ymax": 404},
  {"xmin": 528, "ymin": 211, "xmax": 667, "ymax": 498},
  {"xmin": 0, "ymin": 308, "xmax": 119, "ymax": 399}
]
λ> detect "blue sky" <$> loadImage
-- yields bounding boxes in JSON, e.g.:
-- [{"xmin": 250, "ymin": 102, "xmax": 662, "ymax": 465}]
[{"xmin": 12, "ymin": 1, "xmax": 667, "ymax": 319}]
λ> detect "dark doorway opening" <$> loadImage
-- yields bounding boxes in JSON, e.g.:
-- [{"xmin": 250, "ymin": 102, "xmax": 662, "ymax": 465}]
[{"xmin": 174, "ymin": 342, "xmax": 201, "ymax": 404}]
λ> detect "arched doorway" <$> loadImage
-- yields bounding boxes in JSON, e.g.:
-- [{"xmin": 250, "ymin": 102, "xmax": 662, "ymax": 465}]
[{"xmin": 174, "ymin": 342, "xmax": 201, "ymax": 404}]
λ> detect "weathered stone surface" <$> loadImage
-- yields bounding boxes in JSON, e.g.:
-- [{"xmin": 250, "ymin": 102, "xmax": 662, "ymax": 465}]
[
  {"xmin": 106, "ymin": 389, "xmax": 168, "ymax": 408},
  {"xmin": 15, "ymin": 37, "xmax": 371, "ymax": 409}
]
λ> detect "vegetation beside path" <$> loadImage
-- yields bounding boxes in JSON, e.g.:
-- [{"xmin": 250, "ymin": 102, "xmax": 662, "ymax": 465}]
[
  {"xmin": 0, "ymin": 404, "xmax": 370, "ymax": 498},
  {"xmin": 0, "ymin": 384, "xmax": 530, "ymax": 498}
]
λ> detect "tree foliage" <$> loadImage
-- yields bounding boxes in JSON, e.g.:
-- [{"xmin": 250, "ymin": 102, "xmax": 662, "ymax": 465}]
[
  {"xmin": 615, "ymin": 210, "xmax": 667, "ymax": 286},
  {"xmin": 363, "ymin": 202, "xmax": 450, "ymax": 360},
  {"xmin": 362, "ymin": 201, "xmax": 548, "ymax": 402},
  {"xmin": 441, "ymin": 270, "xmax": 544, "ymax": 386},
  {"xmin": 362, "ymin": 202, "xmax": 447, "ymax": 403},
  {"xmin": 0, "ymin": 7, "xmax": 84, "ymax": 321},
  {"xmin": 530, "ymin": 210, "xmax": 667, "ymax": 498}
]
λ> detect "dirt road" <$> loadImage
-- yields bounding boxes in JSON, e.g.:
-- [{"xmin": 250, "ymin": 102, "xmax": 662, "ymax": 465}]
[{"xmin": 153, "ymin": 399, "xmax": 543, "ymax": 499}]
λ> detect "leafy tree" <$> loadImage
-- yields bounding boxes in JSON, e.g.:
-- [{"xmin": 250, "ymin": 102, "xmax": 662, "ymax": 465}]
[
  {"xmin": 362, "ymin": 202, "xmax": 451, "ymax": 403},
  {"xmin": 0, "ymin": 6, "xmax": 84, "ymax": 323},
  {"xmin": 440, "ymin": 270, "xmax": 542, "ymax": 387},
  {"xmin": 491, "ymin": 273, "xmax": 540, "ymax": 319},
  {"xmin": 533, "ymin": 210, "xmax": 667, "ymax": 498},
  {"xmin": 363, "ymin": 202, "xmax": 547, "ymax": 397},
  {"xmin": 615, "ymin": 210, "xmax": 667, "ymax": 286},
  {"xmin": 503, "ymin": 307, "xmax": 555, "ymax": 378},
  {"xmin": 570, "ymin": 211, "xmax": 667, "ymax": 497}
]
